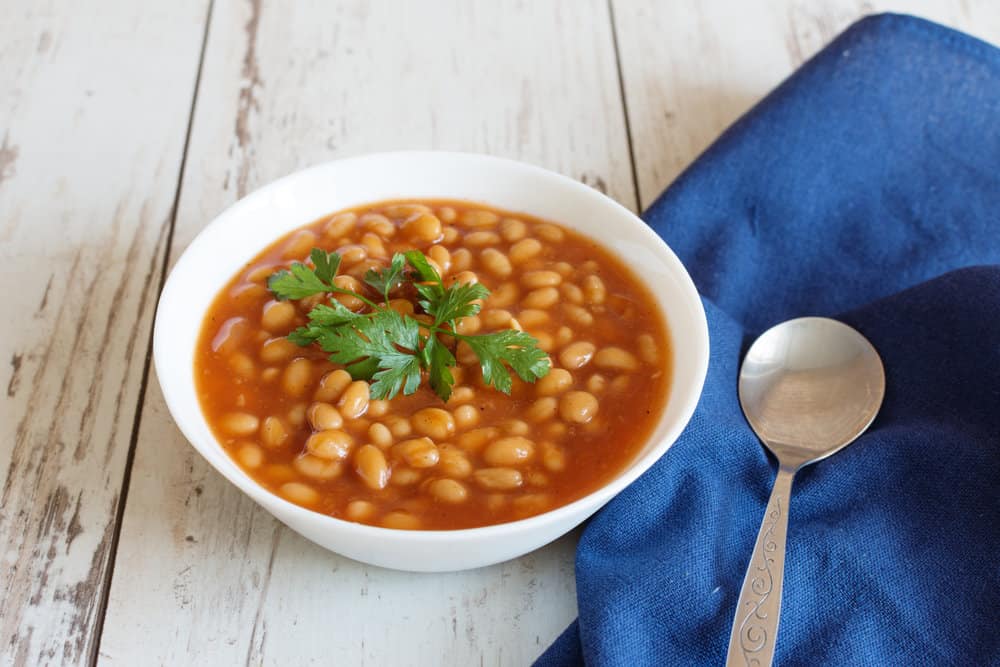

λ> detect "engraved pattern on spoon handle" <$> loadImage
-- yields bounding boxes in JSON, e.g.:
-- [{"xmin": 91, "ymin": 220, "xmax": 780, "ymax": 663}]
[{"xmin": 725, "ymin": 466, "xmax": 795, "ymax": 667}]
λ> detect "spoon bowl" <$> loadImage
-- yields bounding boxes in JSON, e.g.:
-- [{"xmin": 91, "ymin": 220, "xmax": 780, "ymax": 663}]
[
  {"xmin": 739, "ymin": 317, "xmax": 885, "ymax": 468},
  {"xmin": 726, "ymin": 317, "xmax": 885, "ymax": 667}
]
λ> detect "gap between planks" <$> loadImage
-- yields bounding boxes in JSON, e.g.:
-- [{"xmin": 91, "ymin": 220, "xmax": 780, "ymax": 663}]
[
  {"xmin": 87, "ymin": 1, "xmax": 218, "ymax": 664},
  {"xmin": 607, "ymin": 0, "xmax": 643, "ymax": 212}
]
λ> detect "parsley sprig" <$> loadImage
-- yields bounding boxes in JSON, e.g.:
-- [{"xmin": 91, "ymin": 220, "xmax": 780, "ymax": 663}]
[{"xmin": 267, "ymin": 248, "xmax": 550, "ymax": 401}]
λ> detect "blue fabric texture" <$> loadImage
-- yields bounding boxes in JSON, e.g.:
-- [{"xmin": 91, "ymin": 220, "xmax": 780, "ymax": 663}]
[{"xmin": 536, "ymin": 14, "xmax": 1000, "ymax": 667}]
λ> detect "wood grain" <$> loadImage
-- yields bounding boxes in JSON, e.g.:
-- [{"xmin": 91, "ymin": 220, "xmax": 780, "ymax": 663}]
[
  {"xmin": 98, "ymin": 1, "xmax": 628, "ymax": 665},
  {"xmin": 611, "ymin": 0, "xmax": 1000, "ymax": 209},
  {"xmin": 0, "ymin": 2, "xmax": 209, "ymax": 665}
]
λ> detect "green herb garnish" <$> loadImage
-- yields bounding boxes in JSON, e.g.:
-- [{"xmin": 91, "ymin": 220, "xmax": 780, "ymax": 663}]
[{"xmin": 267, "ymin": 248, "xmax": 550, "ymax": 401}]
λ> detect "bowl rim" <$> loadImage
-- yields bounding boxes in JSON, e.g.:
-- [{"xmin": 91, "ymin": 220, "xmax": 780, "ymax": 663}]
[{"xmin": 154, "ymin": 150, "xmax": 709, "ymax": 543}]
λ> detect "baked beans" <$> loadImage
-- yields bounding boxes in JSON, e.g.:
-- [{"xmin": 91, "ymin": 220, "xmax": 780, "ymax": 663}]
[{"xmin": 196, "ymin": 200, "xmax": 670, "ymax": 529}]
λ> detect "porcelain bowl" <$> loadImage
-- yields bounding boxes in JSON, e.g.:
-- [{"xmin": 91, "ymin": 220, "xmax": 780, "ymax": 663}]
[{"xmin": 154, "ymin": 151, "xmax": 709, "ymax": 572}]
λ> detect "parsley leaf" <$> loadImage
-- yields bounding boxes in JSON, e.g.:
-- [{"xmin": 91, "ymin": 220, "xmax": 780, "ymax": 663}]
[
  {"xmin": 310, "ymin": 309, "xmax": 423, "ymax": 397},
  {"xmin": 424, "ymin": 335, "xmax": 458, "ymax": 400},
  {"xmin": 306, "ymin": 301, "xmax": 362, "ymax": 327},
  {"xmin": 364, "ymin": 253, "xmax": 407, "ymax": 303},
  {"xmin": 286, "ymin": 302, "xmax": 360, "ymax": 345},
  {"xmin": 268, "ymin": 245, "xmax": 550, "ymax": 401},
  {"xmin": 404, "ymin": 250, "xmax": 442, "ymax": 283},
  {"xmin": 404, "ymin": 249, "xmax": 447, "ymax": 306},
  {"xmin": 314, "ymin": 309, "xmax": 420, "ymax": 363},
  {"xmin": 310, "ymin": 248, "xmax": 341, "ymax": 284},
  {"xmin": 370, "ymin": 353, "xmax": 423, "ymax": 399},
  {"xmin": 428, "ymin": 281, "xmax": 490, "ymax": 326},
  {"xmin": 267, "ymin": 262, "xmax": 333, "ymax": 300},
  {"xmin": 343, "ymin": 356, "xmax": 380, "ymax": 381},
  {"xmin": 462, "ymin": 330, "xmax": 551, "ymax": 394},
  {"xmin": 403, "ymin": 249, "xmax": 489, "ymax": 325}
]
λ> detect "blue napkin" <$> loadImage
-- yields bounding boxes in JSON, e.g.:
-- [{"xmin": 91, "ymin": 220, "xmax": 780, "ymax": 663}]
[{"xmin": 537, "ymin": 14, "xmax": 1000, "ymax": 666}]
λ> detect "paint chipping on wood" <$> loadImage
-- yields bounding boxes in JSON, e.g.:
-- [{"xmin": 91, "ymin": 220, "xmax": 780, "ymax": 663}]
[
  {"xmin": 234, "ymin": 0, "xmax": 264, "ymax": 197},
  {"xmin": 35, "ymin": 275, "xmax": 54, "ymax": 317},
  {"xmin": 37, "ymin": 30, "xmax": 52, "ymax": 54},
  {"xmin": 580, "ymin": 172, "xmax": 608, "ymax": 194},
  {"xmin": 0, "ymin": 133, "xmax": 18, "ymax": 186},
  {"xmin": 7, "ymin": 353, "xmax": 22, "ymax": 397}
]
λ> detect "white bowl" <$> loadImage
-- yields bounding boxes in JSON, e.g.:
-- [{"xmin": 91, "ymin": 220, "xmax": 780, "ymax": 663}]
[{"xmin": 154, "ymin": 151, "xmax": 709, "ymax": 572}]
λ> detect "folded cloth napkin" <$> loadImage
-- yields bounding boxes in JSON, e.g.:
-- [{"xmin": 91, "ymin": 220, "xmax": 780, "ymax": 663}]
[{"xmin": 537, "ymin": 14, "xmax": 1000, "ymax": 666}]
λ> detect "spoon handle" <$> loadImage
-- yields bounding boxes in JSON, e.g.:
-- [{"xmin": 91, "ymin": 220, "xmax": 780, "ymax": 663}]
[{"xmin": 725, "ymin": 465, "xmax": 795, "ymax": 667}]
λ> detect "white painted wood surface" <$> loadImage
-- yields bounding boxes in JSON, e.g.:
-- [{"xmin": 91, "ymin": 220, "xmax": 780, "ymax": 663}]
[
  {"xmin": 0, "ymin": 2, "xmax": 208, "ymax": 665},
  {"xmin": 0, "ymin": 1, "xmax": 995, "ymax": 665}
]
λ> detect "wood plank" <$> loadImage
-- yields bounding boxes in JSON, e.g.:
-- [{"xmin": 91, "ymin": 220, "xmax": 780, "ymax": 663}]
[
  {"xmin": 98, "ymin": 1, "xmax": 630, "ymax": 664},
  {"xmin": 611, "ymin": 0, "xmax": 1000, "ymax": 209},
  {"xmin": 0, "ymin": 2, "xmax": 209, "ymax": 665}
]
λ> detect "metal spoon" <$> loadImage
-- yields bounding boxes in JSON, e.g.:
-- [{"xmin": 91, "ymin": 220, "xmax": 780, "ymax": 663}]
[{"xmin": 725, "ymin": 317, "xmax": 885, "ymax": 667}]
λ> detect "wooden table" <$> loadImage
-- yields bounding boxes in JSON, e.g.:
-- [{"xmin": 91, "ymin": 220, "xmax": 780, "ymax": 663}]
[{"xmin": 3, "ymin": 1, "xmax": 997, "ymax": 664}]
